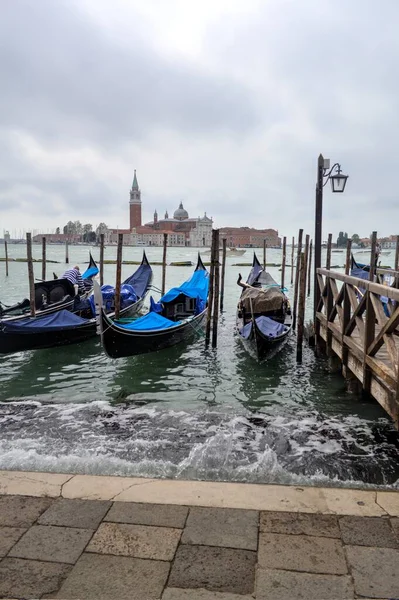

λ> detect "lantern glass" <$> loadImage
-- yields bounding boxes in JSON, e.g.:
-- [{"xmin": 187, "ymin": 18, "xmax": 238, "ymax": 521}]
[{"xmin": 330, "ymin": 174, "xmax": 348, "ymax": 193}]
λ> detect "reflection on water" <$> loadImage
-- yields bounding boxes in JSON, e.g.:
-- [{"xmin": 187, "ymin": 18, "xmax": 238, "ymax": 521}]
[{"xmin": 0, "ymin": 244, "xmax": 398, "ymax": 487}]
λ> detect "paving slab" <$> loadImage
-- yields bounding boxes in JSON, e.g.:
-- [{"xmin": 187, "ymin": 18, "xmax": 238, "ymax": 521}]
[
  {"xmin": 346, "ymin": 545, "xmax": 399, "ymax": 598},
  {"xmin": 162, "ymin": 589, "xmax": 254, "ymax": 599},
  {"xmin": 168, "ymin": 544, "xmax": 256, "ymax": 595},
  {"xmin": 62, "ymin": 474, "xmax": 156, "ymax": 500},
  {"xmin": 0, "ymin": 470, "xmax": 72, "ymax": 497},
  {"xmin": 0, "ymin": 557, "xmax": 71, "ymax": 598},
  {"xmin": 38, "ymin": 497, "xmax": 111, "ymax": 529},
  {"xmin": 9, "ymin": 524, "xmax": 93, "ymax": 564},
  {"xmin": 0, "ymin": 494, "xmax": 53, "ymax": 526},
  {"xmin": 256, "ymin": 568, "xmax": 354, "ymax": 599},
  {"xmin": 181, "ymin": 507, "xmax": 258, "ymax": 550},
  {"xmin": 258, "ymin": 532, "xmax": 347, "ymax": 574},
  {"xmin": 55, "ymin": 552, "xmax": 170, "ymax": 599},
  {"xmin": 87, "ymin": 522, "xmax": 181, "ymax": 560},
  {"xmin": 339, "ymin": 516, "xmax": 398, "ymax": 548},
  {"xmin": 260, "ymin": 511, "xmax": 340, "ymax": 537},
  {"xmin": 0, "ymin": 527, "xmax": 27, "ymax": 556},
  {"xmin": 105, "ymin": 501, "xmax": 188, "ymax": 528},
  {"xmin": 376, "ymin": 491, "xmax": 399, "ymax": 516}
]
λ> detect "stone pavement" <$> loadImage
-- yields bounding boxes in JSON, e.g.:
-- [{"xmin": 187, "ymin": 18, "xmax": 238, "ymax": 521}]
[{"xmin": 0, "ymin": 471, "xmax": 398, "ymax": 599}]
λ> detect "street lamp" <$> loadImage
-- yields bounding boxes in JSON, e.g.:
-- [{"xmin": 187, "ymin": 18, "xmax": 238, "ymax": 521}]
[{"xmin": 314, "ymin": 154, "xmax": 349, "ymax": 327}]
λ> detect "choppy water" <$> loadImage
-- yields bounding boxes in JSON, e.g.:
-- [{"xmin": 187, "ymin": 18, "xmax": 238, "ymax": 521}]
[{"xmin": 0, "ymin": 243, "xmax": 398, "ymax": 488}]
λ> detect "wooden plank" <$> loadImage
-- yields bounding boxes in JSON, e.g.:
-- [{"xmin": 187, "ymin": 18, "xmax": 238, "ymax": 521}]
[
  {"xmin": 307, "ymin": 239, "xmax": 312, "ymax": 296},
  {"xmin": 100, "ymin": 233, "xmax": 105, "ymax": 286},
  {"xmin": 345, "ymin": 239, "xmax": 352, "ymax": 275},
  {"xmin": 369, "ymin": 231, "xmax": 377, "ymax": 281},
  {"xmin": 366, "ymin": 355, "xmax": 396, "ymax": 388},
  {"xmin": 161, "ymin": 233, "xmax": 168, "ymax": 296},
  {"xmin": 297, "ymin": 252, "xmax": 306, "ymax": 361},
  {"xmin": 317, "ymin": 269, "xmax": 399, "ymax": 302},
  {"xmin": 41, "ymin": 236, "xmax": 46, "ymax": 281},
  {"xmin": 26, "ymin": 232, "xmax": 36, "ymax": 317},
  {"xmin": 363, "ymin": 289, "xmax": 376, "ymax": 392},
  {"xmin": 205, "ymin": 229, "xmax": 216, "ymax": 346},
  {"xmin": 345, "ymin": 286, "xmax": 366, "ymax": 340},
  {"xmin": 343, "ymin": 335, "xmax": 364, "ymax": 361},
  {"xmin": 281, "ymin": 236, "xmax": 287, "ymax": 290},
  {"xmin": 220, "ymin": 238, "xmax": 227, "ymax": 312},
  {"xmin": 114, "ymin": 233, "xmax": 123, "ymax": 320},
  {"xmin": 291, "ymin": 236, "xmax": 294, "ymax": 284},
  {"xmin": 328, "ymin": 279, "xmax": 343, "ymax": 325}
]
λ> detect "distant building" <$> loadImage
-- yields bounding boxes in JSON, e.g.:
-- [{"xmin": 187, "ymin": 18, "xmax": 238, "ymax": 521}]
[
  {"xmin": 379, "ymin": 236, "xmax": 397, "ymax": 249},
  {"xmin": 108, "ymin": 171, "xmax": 213, "ymax": 246},
  {"xmin": 218, "ymin": 227, "xmax": 281, "ymax": 248},
  {"xmin": 32, "ymin": 233, "xmax": 81, "ymax": 243}
]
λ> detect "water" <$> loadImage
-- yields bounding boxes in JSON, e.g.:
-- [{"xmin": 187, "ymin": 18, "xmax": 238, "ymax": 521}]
[{"xmin": 0, "ymin": 243, "xmax": 398, "ymax": 488}]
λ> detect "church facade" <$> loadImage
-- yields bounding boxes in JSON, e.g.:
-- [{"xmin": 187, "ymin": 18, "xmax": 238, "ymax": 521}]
[{"xmin": 107, "ymin": 171, "xmax": 213, "ymax": 247}]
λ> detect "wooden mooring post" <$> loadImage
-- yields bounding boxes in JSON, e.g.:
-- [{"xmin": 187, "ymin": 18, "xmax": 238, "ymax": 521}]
[
  {"xmin": 100, "ymin": 233, "xmax": 105, "ymax": 286},
  {"xmin": 281, "ymin": 236, "xmax": 286, "ymax": 289},
  {"xmin": 296, "ymin": 252, "xmax": 306, "ymax": 361},
  {"xmin": 263, "ymin": 239, "xmax": 267, "ymax": 269},
  {"xmin": 161, "ymin": 233, "xmax": 168, "ymax": 296},
  {"xmin": 220, "ymin": 237, "xmax": 227, "ymax": 312},
  {"xmin": 114, "ymin": 233, "xmax": 123, "ymax": 320},
  {"xmin": 307, "ymin": 240, "xmax": 312, "ymax": 296},
  {"xmin": 41, "ymin": 236, "xmax": 46, "ymax": 281},
  {"xmin": 26, "ymin": 233, "xmax": 36, "ymax": 317},
  {"xmin": 4, "ymin": 240, "xmax": 9, "ymax": 276},
  {"xmin": 291, "ymin": 236, "xmax": 294, "ymax": 284},
  {"xmin": 205, "ymin": 229, "xmax": 217, "ymax": 347},
  {"xmin": 395, "ymin": 235, "xmax": 399, "ymax": 286},
  {"xmin": 212, "ymin": 229, "xmax": 220, "ymax": 348},
  {"xmin": 65, "ymin": 240, "xmax": 69, "ymax": 264},
  {"xmin": 292, "ymin": 228, "xmax": 303, "ymax": 331},
  {"xmin": 326, "ymin": 233, "xmax": 332, "ymax": 270}
]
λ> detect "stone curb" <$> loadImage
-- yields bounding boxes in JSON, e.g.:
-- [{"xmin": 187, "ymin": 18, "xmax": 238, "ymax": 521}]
[{"xmin": 0, "ymin": 470, "xmax": 398, "ymax": 517}]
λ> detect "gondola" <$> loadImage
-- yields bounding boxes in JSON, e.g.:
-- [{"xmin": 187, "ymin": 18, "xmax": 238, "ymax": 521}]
[
  {"xmin": 236, "ymin": 253, "xmax": 292, "ymax": 359},
  {"xmin": 0, "ymin": 253, "xmax": 153, "ymax": 354},
  {"xmin": 95, "ymin": 254, "xmax": 209, "ymax": 358},
  {"xmin": 0, "ymin": 253, "xmax": 99, "ymax": 322}
]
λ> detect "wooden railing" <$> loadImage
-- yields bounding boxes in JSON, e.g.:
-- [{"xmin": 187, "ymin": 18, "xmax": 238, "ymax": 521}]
[{"xmin": 316, "ymin": 267, "xmax": 399, "ymax": 427}]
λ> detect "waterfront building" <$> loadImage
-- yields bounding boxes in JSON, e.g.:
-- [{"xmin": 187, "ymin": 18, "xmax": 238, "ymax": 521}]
[{"xmin": 219, "ymin": 227, "xmax": 281, "ymax": 248}]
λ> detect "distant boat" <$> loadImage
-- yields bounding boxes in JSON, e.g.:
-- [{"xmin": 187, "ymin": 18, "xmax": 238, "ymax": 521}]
[{"xmin": 204, "ymin": 247, "xmax": 246, "ymax": 256}]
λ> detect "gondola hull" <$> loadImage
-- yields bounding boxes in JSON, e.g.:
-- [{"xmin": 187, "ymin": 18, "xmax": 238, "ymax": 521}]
[
  {"xmin": 0, "ymin": 298, "xmax": 145, "ymax": 355},
  {"xmin": 99, "ymin": 308, "xmax": 206, "ymax": 358},
  {"xmin": 236, "ymin": 312, "xmax": 292, "ymax": 359}
]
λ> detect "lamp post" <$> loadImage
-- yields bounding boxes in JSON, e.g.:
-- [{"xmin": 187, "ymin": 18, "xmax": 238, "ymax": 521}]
[{"xmin": 313, "ymin": 154, "xmax": 348, "ymax": 328}]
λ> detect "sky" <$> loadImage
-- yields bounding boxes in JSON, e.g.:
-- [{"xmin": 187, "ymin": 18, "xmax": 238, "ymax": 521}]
[{"xmin": 1, "ymin": 0, "xmax": 399, "ymax": 240}]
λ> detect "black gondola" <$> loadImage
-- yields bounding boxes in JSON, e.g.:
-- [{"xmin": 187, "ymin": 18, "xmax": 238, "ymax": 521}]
[
  {"xmin": 236, "ymin": 253, "xmax": 292, "ymax": 359},
  {"xmin": 0, "ymin": 253, "xmax": 153, "ymax": 354},
  {"xmin": 0, "ymin": 253, "xmax": 99, "ymax": 321},
  {"xmin": 95, "ymin": 254, "xmax": 209, "ymax": 359}
]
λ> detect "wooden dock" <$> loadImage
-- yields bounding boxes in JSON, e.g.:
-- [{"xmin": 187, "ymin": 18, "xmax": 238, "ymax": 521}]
[{"xmin": 315, "ymin": 267, "xmax": 399, "ymax": 427}]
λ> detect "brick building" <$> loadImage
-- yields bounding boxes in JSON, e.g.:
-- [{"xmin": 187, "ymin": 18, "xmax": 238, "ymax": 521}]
[{"xmin": 219, "ymin": 227, "xmax": 281, "ymax": 248}]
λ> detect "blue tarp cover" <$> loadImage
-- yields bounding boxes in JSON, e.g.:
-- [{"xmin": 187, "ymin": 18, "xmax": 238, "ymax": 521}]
[
  {"xmin": 239, "ymin": 316, "xmax": 287, "ymax": 340},
  {"xmin": 89, "ymin": 284, "xmax": 137, "ymax": 314},
  {"xmin": 1, "ymin": 310, "xmax": 91, "ymax": 334},
  {"xmin": 117, "ymin": 312, "xmax": 181, "ymax": 331},
  {"xmin": 161, "ymin": 270, "xmax": 209, "ymax": 304},
  {"xmin": 123, "ymin": 262, "xmax": 152, "ymax": 298}
]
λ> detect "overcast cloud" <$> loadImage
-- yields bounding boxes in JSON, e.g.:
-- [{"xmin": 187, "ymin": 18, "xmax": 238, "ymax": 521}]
[{"xmin": 1, "ymin": 0, "xmax": 399, "ymax": 239}]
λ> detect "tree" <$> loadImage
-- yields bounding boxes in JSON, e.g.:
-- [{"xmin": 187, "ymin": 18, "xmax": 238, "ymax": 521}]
[
  {"xmin": 63, "ymin": 221, "xmax": 76, "ymax": 236},
  {"xmin": 55, "ymin": 227, "xmax": 60, "ymax": 235},
  {"xmin": 351, "ymin": 233, "xmax": 360, "ymax": 245},
  {"xmin": 74, "ymin": 221, "xmax": 83, "ymax": 235},
  {"xmin": 336, "ymin": 232, "xmax": 348, "ymax": 247},
  {"xmin": 96, "ymin": 223, "xmax": 108, "ymax": 236},
  {"xmin": 82, "ymin": 224, "xmax": 94, "ymax": 243}
]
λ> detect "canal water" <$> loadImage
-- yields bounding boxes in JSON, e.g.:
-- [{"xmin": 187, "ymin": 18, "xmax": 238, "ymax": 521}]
[{"xmin": 0, "ymin": 243, "xmax": 398, "ymax": 488}]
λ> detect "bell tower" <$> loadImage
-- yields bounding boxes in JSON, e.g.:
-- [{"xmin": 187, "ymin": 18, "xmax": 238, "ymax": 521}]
[{"xmin": 129, "ymin": 170, "xmax": 142, "ymax": 230}]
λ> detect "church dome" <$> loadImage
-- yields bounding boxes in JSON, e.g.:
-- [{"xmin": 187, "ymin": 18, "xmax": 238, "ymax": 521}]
[{"xmin": 173, "ymin": 202, "xmax": 189, "ymax": 220}]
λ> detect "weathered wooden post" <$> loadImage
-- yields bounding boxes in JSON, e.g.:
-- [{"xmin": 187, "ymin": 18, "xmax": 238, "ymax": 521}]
[
  {"xmin": 4, "ymin": 240, "xmax": 9, "ymax": 276},
  {"xmin": 263, "ymin": 239, "xmax": 267, "ymax": 269},
  {"xmin": 291, "ymin": 236, "xmax": 294, "ymax": 284},
  {"xmin": 26, "ymin": 233, "xmax": 36, "ymax": 317},
  {"xmin": 296, "ymin": 252, "xmax": 306, "ymax": 361},
  {"xmin": 212, "ymin": 229, "xmax": 220, "ymax": 348},
  {"xmin": 41, "ymin": 236, "xmax": 46, "ymax": 281},
  {"xmin": 205, "ymin": 229, "xmax": 216, "ymax": 346},
  {"xmin": 363, "ymin": 231, "xmax": 377, "ymax": 393},
  {"xmin": 100, "ymin": 233, "xmax": 105, "ymax": 286},
  {"xmin": 307, "ymin": 240, "xmax": 313, "ymax": 296},
  {"xmin": 65, "ymin": 240, "xmax": 69, "ymax": 264},
  {"xmin": 161, "ymin": 233, "xmax": 168, "ymax": 296},
  {"xmin": 281, "ymin": 236, "xmax": 286, "ymax": 289},
  {"xmin": 326, "ymin": 233, "xmax": 332, "ymax": 269},
  {"xmin": 395, "ymin": 235, "xmax": 399, "ymax": 272},
  {"xmin": 220, "ymin": 237, "xmax": 227, "ymax": 312},
  {"xmin": 114, "ymin": 233, "xmax": 123, "ymax": 320},
  {"xmin": 292, "ymin": 228, "xmax": 303, "ymax": 331},
  {"xmin": 345, "ymin": 238, "xmax": 352, "ymax": 275}
]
